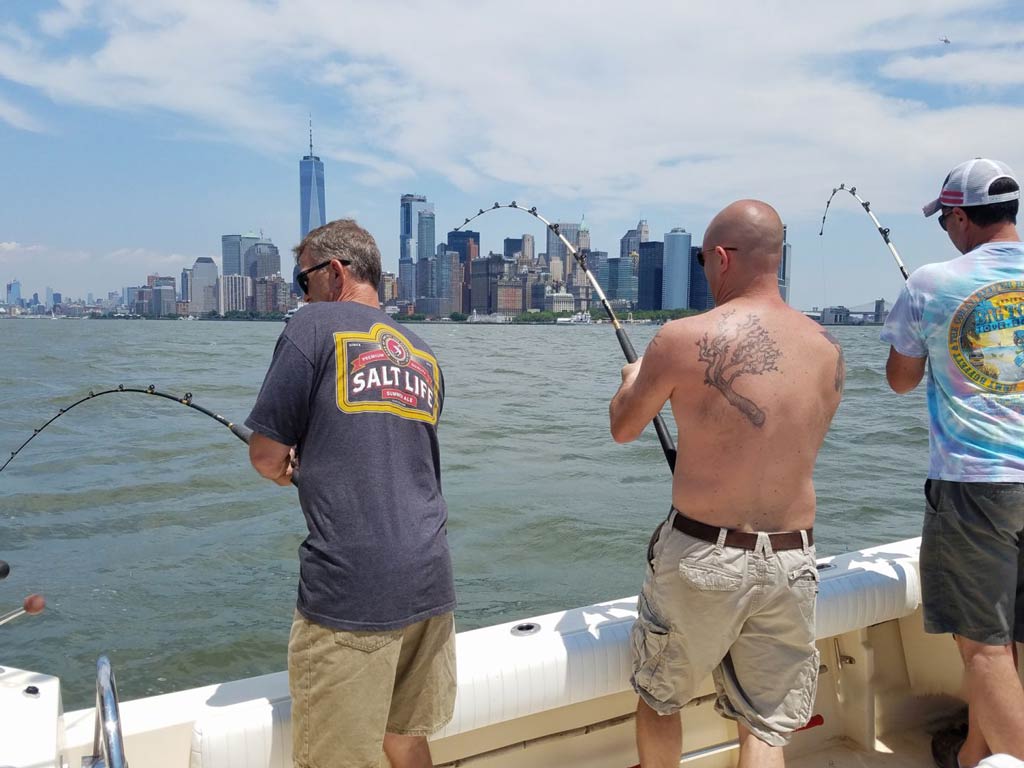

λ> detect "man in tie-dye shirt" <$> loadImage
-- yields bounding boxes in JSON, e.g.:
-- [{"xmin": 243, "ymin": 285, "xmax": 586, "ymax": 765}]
[{"xmin": 881, "ymin": 158, "xmax": 1024, "ymax": 768}]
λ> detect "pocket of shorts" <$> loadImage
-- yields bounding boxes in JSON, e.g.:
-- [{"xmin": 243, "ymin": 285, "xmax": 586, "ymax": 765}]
[
  {"xmin": 788, "ymin": 564, "xmax": 819, "ymax": 596},
  {"xmin": 334, "ymin": 629, "xmax": 402, "ymax": 653},
  {"xmin": 678, "ymin": 561, "xmax": 743, "ymax": 591},
  {"xmin": 631, "ymin": 595, "xmax": 672, "ymax": 699},
  {"xmin": 924, "ymin": 478, "xmax": 940, "ymax": 515},
  {"xmin": 647, "ymin": 520, "xmax": 666, "ymax": 570}
]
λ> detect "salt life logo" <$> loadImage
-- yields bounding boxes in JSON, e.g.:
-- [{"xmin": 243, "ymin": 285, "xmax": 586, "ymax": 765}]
[{"xmin": 335, "ymin": 324, "xmax": 440, "ymax": 423}]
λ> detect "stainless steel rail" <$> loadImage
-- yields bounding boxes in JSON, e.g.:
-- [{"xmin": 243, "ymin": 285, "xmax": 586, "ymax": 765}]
[{"xmin": 82, "ymin": 655, "xmax": 128, "ymax": 768}]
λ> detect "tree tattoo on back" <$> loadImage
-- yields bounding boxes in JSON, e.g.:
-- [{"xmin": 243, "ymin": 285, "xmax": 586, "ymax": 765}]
[{"xmin": 697, "ymin": 311, "xmax": 782, "ymax": 427}]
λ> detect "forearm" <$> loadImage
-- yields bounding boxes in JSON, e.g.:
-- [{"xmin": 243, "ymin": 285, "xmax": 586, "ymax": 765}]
[
  {"xmin": 609, "ymin": 371, "xmax": 643, "ymax": 443},
  {"xmin": 249, "ymin": 433, "xmax": 294, "ymax": 486}
]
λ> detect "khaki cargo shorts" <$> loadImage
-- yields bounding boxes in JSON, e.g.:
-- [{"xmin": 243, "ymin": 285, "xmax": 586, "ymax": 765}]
[
  {"xmin": 630, "ymin": 511, "xmax": 820, "ymax": 747},
  {"xmin": 288, "ymin": 610, "xmax": 456, "ymax": 768}
]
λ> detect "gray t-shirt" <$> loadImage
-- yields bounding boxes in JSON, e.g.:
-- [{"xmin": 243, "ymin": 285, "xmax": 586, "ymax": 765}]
[{"xmin": 246, "ymin": 302, "xmax": 455, "ymax": 631}]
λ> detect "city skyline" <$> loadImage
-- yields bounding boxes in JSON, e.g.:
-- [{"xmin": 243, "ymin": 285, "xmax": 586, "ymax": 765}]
[{"xmin": 3, "ymin": 3, "xmax": 1024, "ymax": 310}]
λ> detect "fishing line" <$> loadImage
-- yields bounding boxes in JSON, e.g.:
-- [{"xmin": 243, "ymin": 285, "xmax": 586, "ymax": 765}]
[
  {"xmin": 455, "ymin": 202, "xmax": 678, "ymax": 471},
  {"xmin": 819, "ymin": 183, "xmax": 910, "ymax": 282},
  {"xmin": 0, "ymin": 385, "xmax": 253, "ymax": 475}
]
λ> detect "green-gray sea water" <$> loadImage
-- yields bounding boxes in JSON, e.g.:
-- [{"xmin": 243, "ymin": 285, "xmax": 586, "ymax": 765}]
[{"xmin": 0, "ymin": 320, "xmax": 928, "ymax": 709}]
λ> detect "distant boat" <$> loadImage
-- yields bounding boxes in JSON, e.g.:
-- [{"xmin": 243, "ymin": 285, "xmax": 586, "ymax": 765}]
[
  {"xmin": 555, "ymin": 312, "xmax": 593, "ymax": 324},
  {"xmin": 283, "ymin": 305, "xmax": 304, "ymax": 323}
]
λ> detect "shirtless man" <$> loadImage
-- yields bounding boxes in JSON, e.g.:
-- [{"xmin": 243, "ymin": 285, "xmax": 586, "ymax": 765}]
[{"xmin": 609, "ymin": 200, "xmax": 844, "ymax": 767}]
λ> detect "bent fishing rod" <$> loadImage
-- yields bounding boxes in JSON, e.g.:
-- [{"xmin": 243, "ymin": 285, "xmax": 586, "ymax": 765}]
[
  {"xmin": 819, "ymin": 183, "xmax": 910, "ymax": 281},
  {"xmin": 0, "ymin": 385, "xmax": 254, "ymax": 475},
  {"xmin": 455, "ymin": 201, "xmax": 677, "ymax": 472}
]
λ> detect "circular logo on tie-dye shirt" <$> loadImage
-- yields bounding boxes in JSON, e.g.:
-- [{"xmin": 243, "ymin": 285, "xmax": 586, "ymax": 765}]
[{"xmin": 948, "ymin": 280, "xmax": 1024, "ymax": 393}]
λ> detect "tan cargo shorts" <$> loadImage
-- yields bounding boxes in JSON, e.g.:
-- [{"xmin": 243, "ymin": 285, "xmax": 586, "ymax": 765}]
[
  {"xmin": 630, "ymin": 511, "xmax": 820, "ymax": 747},
  {"xmin": 288, "ymin": 610, "xmax": 456, "ymax": 768}
]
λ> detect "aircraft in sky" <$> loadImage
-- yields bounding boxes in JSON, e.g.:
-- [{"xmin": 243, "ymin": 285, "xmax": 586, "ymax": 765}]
[{"xmin": 939, "ymin": 36, "xmax": 951, "ymax": 44}]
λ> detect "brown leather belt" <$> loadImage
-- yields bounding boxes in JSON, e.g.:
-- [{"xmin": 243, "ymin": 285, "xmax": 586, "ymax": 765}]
[{"xmin": 671, "ymin": 510, "xmax": 812, "ymax": 551}]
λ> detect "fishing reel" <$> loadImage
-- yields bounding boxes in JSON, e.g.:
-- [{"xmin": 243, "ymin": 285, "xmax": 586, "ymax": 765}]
[{"xmin": 0, "ymin": 559, "xmax": 46, "ymax": 627}]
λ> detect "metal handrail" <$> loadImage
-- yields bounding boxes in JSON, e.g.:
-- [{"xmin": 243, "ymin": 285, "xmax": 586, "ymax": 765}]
[{"xmin": 83, "ymin": 655, "xmax": 128, "ymax": 768}]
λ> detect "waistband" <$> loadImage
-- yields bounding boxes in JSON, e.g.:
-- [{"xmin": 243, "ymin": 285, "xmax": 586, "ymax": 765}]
[{"xmin": 670, "ymin": 508, "xmax": 813, "ymax": 552}]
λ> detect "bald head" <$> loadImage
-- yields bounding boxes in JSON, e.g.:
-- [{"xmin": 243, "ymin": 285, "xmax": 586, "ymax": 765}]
[{"xmin": 704, "ymin": 200, "xmax": 784, "ymax": 278}]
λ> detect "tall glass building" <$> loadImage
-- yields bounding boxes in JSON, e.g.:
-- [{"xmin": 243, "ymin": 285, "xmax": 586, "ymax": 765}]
[
  {"xmin": 688, "ymin": 246, "xmax": 714, "ymax": 311},
  {"xmin": 400, "ymin": 194, "xmax": 431, "ymax": 300},
  {"xmin": 662, "ymin": 228, "xmax": 692, "ymax": 309},
  {"xmin": 190, "ymin": 257, "xmax": 220, "ymax": 316},
  {"xmin": 221, "ymin": 234, "xmax": 261, "ymax": 276},
  {"xmin": 637, "ymin": 241, "xmax": 664, "ymax": 311},
  {"xmin": 779, "ymin": 225, "xmax": 791, "ymax": 304},
  {"xmin": 300, "ymin": 125, "xmax": 326, "ymax": 241},
  {"xmin": 417, "ymin": 210, "xmax": 436, "ymax": 263}
]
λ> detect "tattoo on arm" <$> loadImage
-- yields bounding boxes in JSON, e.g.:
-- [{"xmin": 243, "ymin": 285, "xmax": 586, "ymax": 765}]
[
  {"xmin": 822, "ymin": 331, "xmax": 846, "ymax": 393},
  {"xmin": 696, "ymin": 311, "xmax": 781, "ymax": 427}
]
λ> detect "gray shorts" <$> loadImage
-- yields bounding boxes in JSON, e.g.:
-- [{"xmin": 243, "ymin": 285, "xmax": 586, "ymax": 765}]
[
  {"xmin": 630, "ymin": 510, "xmax": 820, "ymax": 747},
  {"xmin": 921, "ymin": 479, "xmax": 1024, "ymax": 645}
]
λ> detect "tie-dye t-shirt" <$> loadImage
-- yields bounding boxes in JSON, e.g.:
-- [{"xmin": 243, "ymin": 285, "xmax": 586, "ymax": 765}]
[{"xmin": 881, "ymin": 241, "xmax": 1024, "ymax": 481}]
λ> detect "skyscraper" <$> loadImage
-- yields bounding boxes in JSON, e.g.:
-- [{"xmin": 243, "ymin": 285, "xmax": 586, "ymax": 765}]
[
  {"xmin": 447, "ymin": 229, "xmax": 480, "ymax": 311},
  {"xmin": 417, "ymin": 210, "xmax": 436, "ymax": 263},
  {"xmin": 400, "ymin": 194, "xmax": 431, "ymax": 299},
  {"xmin": 779, "ymin": 225, "xmax": 792, "ymax": 304},
  {"xmin": 300, "ymin": 119, "xmax": 326, "ymax": 240},
  {"xmin": 620, "ymin": 219, "xmax": 649, "ymax": 259},
  {"xmin": 637, "ymin": 241, "xmax": 664, "ymax": 311},
  {"xmin": 547, "ymin": 222, "xmax": 579, "ymax": 269},
  {"xmin": 243, "ymin": 240, "xmax": 281, "ymax": 281},
  {"xmin": 222, "ymin": 234, "xmax": 261, "ymax": 276},
  {"xmin": 5, "ymin": 279, "xmax": 21, "ymax": 306},
  {"xmin": 688, "ymin": 246, "xmax": 714, "ymax": 311},
  {"xmin": 190, "ymin": 257, "xmax": 219, "ymax": 316},
  {"xmin": 662, "ymin": 228, "xmax": 692, "ymax": 310}
]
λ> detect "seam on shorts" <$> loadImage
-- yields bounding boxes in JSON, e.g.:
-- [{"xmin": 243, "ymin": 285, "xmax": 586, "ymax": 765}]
[
  {"xmin": 302, "ymin": 618, "xmax": 311, "ymax": 765},
  {"xmin": 388, "ymin": 712, "xmax": 455, "ymax": 737}
]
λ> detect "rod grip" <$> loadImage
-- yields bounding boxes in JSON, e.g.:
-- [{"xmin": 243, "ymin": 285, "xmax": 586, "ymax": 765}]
[
  {"xmin": 230, "ymin": 424, "xmax": 253, "ymax": 444},
  {"xmin": 615, "ymin": 328, "xmax": 640, "ymax": 363}
]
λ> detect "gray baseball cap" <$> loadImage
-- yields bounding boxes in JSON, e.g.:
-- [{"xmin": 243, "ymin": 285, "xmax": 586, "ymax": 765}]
[{"xmin": 923, "ymin": 158, "xmax": 1019, "ymax": 217}]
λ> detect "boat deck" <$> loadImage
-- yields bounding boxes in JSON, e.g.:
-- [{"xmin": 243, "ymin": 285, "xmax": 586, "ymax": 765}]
[{"xmin": 790, "ymin": 731, "xmax": 934, "ymax": 768}]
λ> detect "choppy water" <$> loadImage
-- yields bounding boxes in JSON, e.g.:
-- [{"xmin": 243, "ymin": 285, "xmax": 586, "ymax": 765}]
[{"xmin": 0, "ymin": 319, "xmax": 928, "ymax": 709}]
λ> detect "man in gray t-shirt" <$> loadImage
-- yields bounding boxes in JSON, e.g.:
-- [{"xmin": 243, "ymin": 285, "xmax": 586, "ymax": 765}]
[{"xmin": 247, "ymin": 219, "xmax": 456, "ymax": 768}]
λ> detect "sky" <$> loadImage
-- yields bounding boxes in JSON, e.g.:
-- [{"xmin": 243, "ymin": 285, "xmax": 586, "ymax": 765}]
[{"xmin": 2, "ymin": 0, "xmax": 1024, "ymax": 310}]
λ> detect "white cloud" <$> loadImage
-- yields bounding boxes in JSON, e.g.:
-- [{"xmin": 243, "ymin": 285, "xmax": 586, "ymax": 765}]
[
  {"xmin": 0, "ymin": 241, "xmax": 44, "ymax": 253},
  {"xmin": 0, "ymin": 95, "xmax": 43, "ymax": 131},
  {"xmin": 0, "ymin": 0, "xmax": 1020, "ymax": 219},
  {"xmin": 882, "ymin": 46, "xmax": 1024, "ymax": 86},
  {"xmin": 1, "ymin": 0, "xmax": 1024, "ymax": 307},
  {"xmin": 39, "ymin": 0, "xmax": 94, "ymax": 37}
]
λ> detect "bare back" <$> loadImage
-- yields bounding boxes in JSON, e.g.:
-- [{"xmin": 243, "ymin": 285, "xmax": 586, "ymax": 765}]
[{"xmin": 660, "ymin": 300, "xmax": 842, "ymax": 531}]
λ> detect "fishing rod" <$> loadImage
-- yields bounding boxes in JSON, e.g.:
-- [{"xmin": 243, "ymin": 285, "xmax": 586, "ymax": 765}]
[
  {"xmin": 0, "ymin": 385, "xmax": 254, "ymax": 475},
  {"xmin": 819, "ymin": 183, "xmax": 910, "ymax": 281},
  {"xmin": 455, "ymin": 202, "xmax": 677, "ymax": 472}
]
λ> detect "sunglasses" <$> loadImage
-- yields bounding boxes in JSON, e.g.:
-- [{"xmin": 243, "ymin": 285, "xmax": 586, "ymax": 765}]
[
  {"xmin": 696, "ymin": 246, "xmax": 738, "ymax": 267},
  {"xmin": 938, "ymin": 208, "xmax": 954, "ymax": 232},
  {"xmin": 296, "ymin": 258, "xmax": 350, "ymax": 295}
]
